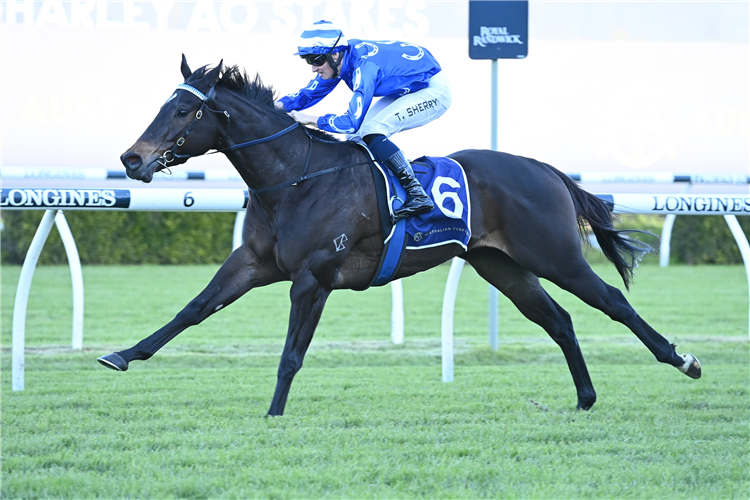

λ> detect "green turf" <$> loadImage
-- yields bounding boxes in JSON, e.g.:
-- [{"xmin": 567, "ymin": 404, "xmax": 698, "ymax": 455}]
[{"xmin": 2, "ymin": 262, "xmax": 748, "ymax": 499}]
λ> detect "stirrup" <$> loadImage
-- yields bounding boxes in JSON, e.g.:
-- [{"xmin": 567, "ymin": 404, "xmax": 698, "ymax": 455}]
[{"xmin": 392, "ymin": 198, "xmax": 433, "ymax": 223}]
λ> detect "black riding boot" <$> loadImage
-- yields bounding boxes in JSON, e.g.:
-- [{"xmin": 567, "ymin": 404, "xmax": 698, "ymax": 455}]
[{"xmin": 383, "ymin": 150, "xmax": 434, "ymax": 222}]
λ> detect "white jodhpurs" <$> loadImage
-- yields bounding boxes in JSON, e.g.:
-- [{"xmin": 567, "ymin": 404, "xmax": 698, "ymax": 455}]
[{"xmin": 347, "ymin": 70, "xmax": 452, "ymax": 141}]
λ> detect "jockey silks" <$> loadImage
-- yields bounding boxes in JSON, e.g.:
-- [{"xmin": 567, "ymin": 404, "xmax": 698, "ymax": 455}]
[{"xmin": 278, "ymin": 39, "xmax": 443, "ymax": 134}]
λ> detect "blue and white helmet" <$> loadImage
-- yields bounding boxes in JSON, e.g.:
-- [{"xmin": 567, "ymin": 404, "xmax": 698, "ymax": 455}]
[{"xmin": 294, "ymin": 20, "xmax": 347, "ymax": 56}]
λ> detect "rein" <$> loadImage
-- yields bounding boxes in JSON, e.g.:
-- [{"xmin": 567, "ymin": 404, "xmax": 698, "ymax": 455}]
[
  {"xmin": 249, "ymin": 156, "xmax": 374, "ymax": 194},
  {"xmin": 158, "ymin": 82, "xmax": 373, "ymax": 195}
]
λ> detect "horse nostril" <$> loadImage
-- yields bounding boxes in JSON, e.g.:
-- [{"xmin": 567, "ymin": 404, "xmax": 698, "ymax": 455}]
[{"xmin": 121, "ymin": 152, "xmax": 143, "ymax": 170}]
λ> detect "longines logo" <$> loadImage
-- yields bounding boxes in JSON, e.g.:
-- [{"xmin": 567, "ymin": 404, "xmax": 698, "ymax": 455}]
[
  {"xmin": 652, "ymin": 195, "xmax": 750, "ymax": 213},
  {"xmin": 1, "ymin": 189, "xmax": 130, "ymax": 208}
]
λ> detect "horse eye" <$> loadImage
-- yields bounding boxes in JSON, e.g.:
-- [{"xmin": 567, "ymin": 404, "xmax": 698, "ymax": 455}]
[{"xmin": 177, "ymin": 109, "xmax": 188, "ymax": 117}]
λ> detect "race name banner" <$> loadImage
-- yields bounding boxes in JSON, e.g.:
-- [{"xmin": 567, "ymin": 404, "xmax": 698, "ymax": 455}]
[{"xmin": 469, "ymin": 0, "xmax": 528, "ymax": 59}]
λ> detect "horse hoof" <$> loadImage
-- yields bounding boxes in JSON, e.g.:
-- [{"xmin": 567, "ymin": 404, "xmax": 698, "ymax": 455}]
[
  {"xmin": 97, "ymin": 353, "xmax": 129, "ymax": 372},
  {"xmin": 576, "ymin": 400, "xmax": 595, "ymax": 411},
  {"xmin": 678, "ymin": 353, "xmax": 701, "ymax": 379}
]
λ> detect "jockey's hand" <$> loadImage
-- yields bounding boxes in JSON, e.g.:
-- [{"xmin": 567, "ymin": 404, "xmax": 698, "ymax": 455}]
[
  {"xmin": 274, "ymin": 101, "xmax": 285, "ymax": 110},
  {"xmin": 289, "ymin": 110, "xmax": 319, "ymax": 127}
]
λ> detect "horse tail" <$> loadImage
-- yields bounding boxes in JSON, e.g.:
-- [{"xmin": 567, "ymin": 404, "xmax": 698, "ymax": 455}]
[{"xmin": 545, "ymin": 164, "xmax": 654, "ymax": 290}]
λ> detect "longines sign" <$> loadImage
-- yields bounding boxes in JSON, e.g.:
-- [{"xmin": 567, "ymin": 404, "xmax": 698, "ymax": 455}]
[
  {"xmin": 597, "ymin": 194, "xmax": 750, "ymax": 215},
  {"xmin": 0, "ymin": 188, "xmax": 250, "ymax": 211},
  {"xmin": 1, "ymin": 188, "xmax": 130, "ymax": 208},
  {"xmin": 649, "ymin": 195, "xmax": 750, "ymax": 213}
]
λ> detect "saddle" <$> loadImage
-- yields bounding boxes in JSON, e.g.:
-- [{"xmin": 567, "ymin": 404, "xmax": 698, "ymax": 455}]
[{"xmin": 363, "ymin": 148, "xmax": 472, "ymax": 287}]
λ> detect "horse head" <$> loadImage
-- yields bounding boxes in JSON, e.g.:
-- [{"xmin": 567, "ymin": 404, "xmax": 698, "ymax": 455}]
[{"xmin": 120, "ymin": 54, "xmax": 225, "ymax": 182}]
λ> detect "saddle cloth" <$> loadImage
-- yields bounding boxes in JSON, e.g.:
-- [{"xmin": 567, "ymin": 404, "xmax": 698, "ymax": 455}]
[{"xmin": 367, "ymin": 153, "xmax": 472, "ymax": 287}]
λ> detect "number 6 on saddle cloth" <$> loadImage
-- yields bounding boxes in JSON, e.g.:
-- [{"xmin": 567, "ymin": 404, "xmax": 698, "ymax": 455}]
[{"xmin": 367, "ymin": 154, "xmax": 471, "ymax": 286}]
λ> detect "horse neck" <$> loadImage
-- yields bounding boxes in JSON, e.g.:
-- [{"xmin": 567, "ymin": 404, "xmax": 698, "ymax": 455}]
[{"xmin": 216, "ymin": 92, "xmax": 309, "ymax": 191}]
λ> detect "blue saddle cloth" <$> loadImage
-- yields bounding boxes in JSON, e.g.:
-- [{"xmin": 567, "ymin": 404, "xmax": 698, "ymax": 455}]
[{"xmin": 367, "ymin": 154, "xmax": 472, "ymax": 287}]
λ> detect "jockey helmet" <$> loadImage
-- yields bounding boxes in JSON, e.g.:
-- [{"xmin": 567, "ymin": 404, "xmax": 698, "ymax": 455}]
[{"xmin": 294, "ymin": 20, "xmax": 347, "ymax": 56}]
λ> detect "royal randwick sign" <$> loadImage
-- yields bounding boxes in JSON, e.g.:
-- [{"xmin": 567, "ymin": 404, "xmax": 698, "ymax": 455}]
[{"xmin": 469, "ymin": 1, "xmax": 528, "ymax": 60}]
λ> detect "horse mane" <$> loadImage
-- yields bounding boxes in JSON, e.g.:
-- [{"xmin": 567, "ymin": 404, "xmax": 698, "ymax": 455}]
[{"xmin": 194, "ymin": 64, "xmax": 341, "ymax": 143}]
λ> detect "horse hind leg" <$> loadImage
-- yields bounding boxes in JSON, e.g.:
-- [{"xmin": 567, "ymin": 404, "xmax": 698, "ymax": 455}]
[
  {"xmin": 464, "ymin": 249, "xmax": 597, "ymax": 410},
  {"xmin": 545, "ymin": 257, "xmax": 701, "ymax": 379}
]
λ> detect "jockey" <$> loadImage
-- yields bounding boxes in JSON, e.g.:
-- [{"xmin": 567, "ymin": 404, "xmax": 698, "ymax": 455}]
[{"xmin": 275, "ymin": 20, "xmax": 452, "ymax": 222}]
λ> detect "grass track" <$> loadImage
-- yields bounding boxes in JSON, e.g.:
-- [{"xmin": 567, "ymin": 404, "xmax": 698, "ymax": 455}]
[{"xmin": 2, "ymin": 263, "xmax": 749, "ymax": 499}]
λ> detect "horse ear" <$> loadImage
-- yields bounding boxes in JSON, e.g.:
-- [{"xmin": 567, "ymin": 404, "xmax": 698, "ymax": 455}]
[
  {"xmin": 204, "ymin": 59, "xmax": 223, "ymax": 86},
  {"xmin": 180, "ymin": 53, "xmax": 192, "ymax": 81}
]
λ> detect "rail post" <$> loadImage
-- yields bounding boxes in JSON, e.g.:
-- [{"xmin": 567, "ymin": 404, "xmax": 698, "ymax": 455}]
[
  {"xmin": 55, "ymin": 211, "xmax": 84, "ymax": 350},
  {"xmin": 725, "ymin": 215, "xmax": 750, "ymax": 333},
  {"xmin": 12, "ymin": 210, "xmax": 56, "ymax": 391},
  {"xmin": 441, "ymin": 257, "xmax": 465, "ymax": 382}
]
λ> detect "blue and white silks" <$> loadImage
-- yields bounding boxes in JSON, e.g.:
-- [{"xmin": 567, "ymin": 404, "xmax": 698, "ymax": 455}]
[{"xmin": 279, "ymin": 39, "xmax": 442, "ymax": 134}]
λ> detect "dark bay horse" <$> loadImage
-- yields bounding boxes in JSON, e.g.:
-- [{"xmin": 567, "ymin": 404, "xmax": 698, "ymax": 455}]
[{"xmin": 98, "ymin": 56, "xmax": 701, "ymax": 416}]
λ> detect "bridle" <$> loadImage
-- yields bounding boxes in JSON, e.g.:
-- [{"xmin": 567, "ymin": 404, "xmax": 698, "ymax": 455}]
[
  {"xmin": 156, "ymin": 82, "xmax": 373, "ymax": 194},
  {"xmin": 156, "ymin": 82, "xmax": 304, "ymax": 171},
  {"xmin": 155, "ymin": 83, "xmax": 231, "ymax": 169}
]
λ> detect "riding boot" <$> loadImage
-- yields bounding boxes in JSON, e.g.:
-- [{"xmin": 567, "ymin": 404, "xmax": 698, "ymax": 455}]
[{"xmin": 383, "ymin": 150, "xmax": 434, "ymax": 222}]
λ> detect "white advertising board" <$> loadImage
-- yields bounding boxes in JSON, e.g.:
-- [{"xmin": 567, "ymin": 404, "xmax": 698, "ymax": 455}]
[{"xmin": 1, "ymin": 1, "xmax": 748, "ymax": 175}]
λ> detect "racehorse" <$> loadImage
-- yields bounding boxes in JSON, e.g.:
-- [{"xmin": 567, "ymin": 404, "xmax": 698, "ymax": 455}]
[{"xmin": 98, "ymin": 55, "xmax": 701, "ymax": 416}]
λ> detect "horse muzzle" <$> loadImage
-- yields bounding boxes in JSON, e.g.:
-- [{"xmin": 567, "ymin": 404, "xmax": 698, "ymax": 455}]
[{"xmin": 120, "ymin": 151, "xmax": 162, "ymax": 183}]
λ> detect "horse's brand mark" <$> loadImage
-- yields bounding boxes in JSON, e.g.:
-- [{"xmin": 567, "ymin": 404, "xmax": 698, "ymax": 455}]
[{"xmin": 334, "ymin": 234, "xmax": 348, "ymax": 251}]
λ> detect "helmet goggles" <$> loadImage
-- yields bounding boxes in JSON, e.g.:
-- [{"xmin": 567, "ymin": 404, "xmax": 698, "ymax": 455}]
[
  {"xmin": 302, "ymin": 53, "xmax": 328, "ymax": 66},
  {"xmin": 299, "ymin": 31, "xmax": 342, "ymax": 66}
]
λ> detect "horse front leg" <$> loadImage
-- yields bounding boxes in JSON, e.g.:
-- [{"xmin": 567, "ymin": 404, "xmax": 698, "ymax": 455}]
[
  {"xmin": 97, "ymin": 245, "xmax": 284, "ymax": 371},
  {"xmin": 267, "ymin": 271, "xmax": 332, "ymax": 416}
]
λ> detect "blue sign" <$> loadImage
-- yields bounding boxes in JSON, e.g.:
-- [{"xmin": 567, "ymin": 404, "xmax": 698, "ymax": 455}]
[{"xmin": 469, "ymin": 1, "xmax": 528, "ymax": 60}]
